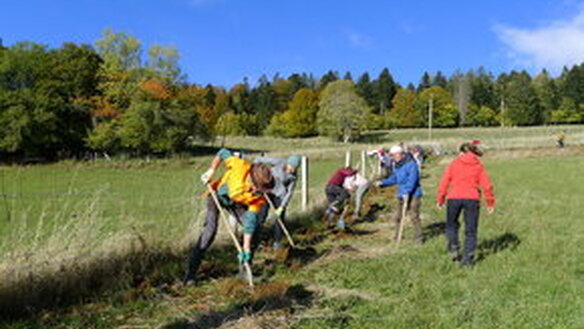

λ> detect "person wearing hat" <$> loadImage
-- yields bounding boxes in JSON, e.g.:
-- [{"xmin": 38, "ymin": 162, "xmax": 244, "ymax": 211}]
[
  {"xmin": 254, "ymin": 154, "xmax": 301, "ymax": 250},
  {"xmin": 437, "ymin": 141, "xmax": 495, "ymax": 266},
  {"xmin": 184, "ymin": 148, "xmax": 275, "ymax": 285},
  {"xmin": 376, "ymin": 145, "xmax": 424, "ymax": 243}
]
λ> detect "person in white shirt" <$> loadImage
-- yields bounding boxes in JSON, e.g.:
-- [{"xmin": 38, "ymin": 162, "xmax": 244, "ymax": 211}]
[{"xmin": 343, "ymin": 173, "xmax": 372, "ymax": 220}]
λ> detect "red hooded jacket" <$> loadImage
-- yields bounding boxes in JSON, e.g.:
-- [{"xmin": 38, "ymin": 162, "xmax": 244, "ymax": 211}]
[{"xmin": 437, "ymin": 153, "xmax": 495, "ymax": 208}]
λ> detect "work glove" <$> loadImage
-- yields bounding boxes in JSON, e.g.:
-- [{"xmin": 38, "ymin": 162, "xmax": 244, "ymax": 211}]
[
  {"xmin": 200, "ymin": 168, "xmax": 215, "ymax": 184},
  {"xmin": 237, "ymin": 251, "xmax": 252, "ymax": 264},
  {"xmin": 275, "ymin": 207, "xmax": 284, "ymax": 218}
]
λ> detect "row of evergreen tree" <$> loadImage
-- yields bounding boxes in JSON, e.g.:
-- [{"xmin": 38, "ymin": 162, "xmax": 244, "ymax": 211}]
[{"xmin": 2, "ymin": 30, "xmax": 584, "ymax": 159}]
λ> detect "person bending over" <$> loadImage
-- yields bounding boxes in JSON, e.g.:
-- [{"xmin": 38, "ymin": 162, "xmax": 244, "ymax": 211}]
[{"xmin": 184, "ymin": 148, "xmax": 274, "ymax": 285}]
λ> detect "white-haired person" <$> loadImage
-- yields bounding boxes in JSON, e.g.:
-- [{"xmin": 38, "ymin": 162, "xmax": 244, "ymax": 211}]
[{"xmin": 376, "ymin": 145, "xmax": 424, "ymax": 243}]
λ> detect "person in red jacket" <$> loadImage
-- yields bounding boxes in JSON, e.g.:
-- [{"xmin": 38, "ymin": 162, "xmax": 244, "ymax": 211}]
[{"xmin": 437, "ymin": 140, "xmax": 495, "ymax": 266}]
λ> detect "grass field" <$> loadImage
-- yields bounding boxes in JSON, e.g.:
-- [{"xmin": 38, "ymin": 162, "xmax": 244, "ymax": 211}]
[
  {"xmin": 1, "ymin": 126, "xmax": 583, "ymax": 328},
  {"xmin": 293, "ymin": 154, "xmax": 584, "ymax": 329}
]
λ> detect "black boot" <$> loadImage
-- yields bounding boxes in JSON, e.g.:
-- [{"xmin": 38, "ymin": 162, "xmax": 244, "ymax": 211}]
[
  {"xmin": 183, "ymin": 248, "xmax": 203, "ymax": 286},
  {"xmin": 448, "ymin": 244, "xmax": 461, "ymax": 262},
  {"xmin": 461, "ymin": 253, "xmax": 475, "ymax": 267}
]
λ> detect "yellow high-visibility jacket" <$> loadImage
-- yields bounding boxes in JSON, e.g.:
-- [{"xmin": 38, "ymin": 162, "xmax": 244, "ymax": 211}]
[{"xmin": 215, "ymin": 151, "xmax": 265, "ymax": 213}]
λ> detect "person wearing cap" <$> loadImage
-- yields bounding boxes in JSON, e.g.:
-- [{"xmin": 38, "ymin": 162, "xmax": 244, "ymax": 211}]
[
  {"xmin": 254, "ymin": 155, "xmax": 301, "ymax": 250},
  {"xmin": 437, "ymin": 141, "xmax": 495, "ymax": 266},
  {"xmin": 325, "ymin": 167, "xmax": 358, "ymax": 229},
  {"xmin": 184, "ymin": 148, "xmax": 275, "ymax": 285},
  {"xmin": 376, "ymin": 145, "xmax": 424, "ymax": 243}
]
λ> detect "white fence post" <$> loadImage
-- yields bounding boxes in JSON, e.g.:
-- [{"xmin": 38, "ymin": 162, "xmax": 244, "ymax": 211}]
[
  {"xmin": 301, "ymin": 156, "xmax": 308, "ymax": 212},
  {"xmin": 345, "ymin": 150, "xmax": 351, "ymax": 167}
]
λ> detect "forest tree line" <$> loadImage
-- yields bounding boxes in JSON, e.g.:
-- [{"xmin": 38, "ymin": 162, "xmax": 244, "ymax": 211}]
[{"xmin": 2, "ymin": 29, "xmax": 584, "ymax": 159}]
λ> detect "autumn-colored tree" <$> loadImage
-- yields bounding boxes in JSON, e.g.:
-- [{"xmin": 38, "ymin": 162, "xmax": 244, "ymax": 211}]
[
  {"xmin": 387, "ymin": 88, "xmax": 421, "ymax": 127},
  {"xmin": 215, "ymin": 112, "xmax": 246, "ymax": 136},
  {"xmin": 415, "ymin": 86, "xmax": 458, "ymax": 127},
  {"xmin": 465, "ymin": 104, "xmax": 498, "ymax": 127},
  {"xmin": 265, "ymin": 88, "xmax": 319, "ymax": 137},
  {"xmin": 140, "ymin": 79, "xmax": 172, "ymax": 100},
  {"xmin": 317, "ymin": 80, "xmax": 370, "ymax": 142},
  {"xmin": 94, "ymin": 28, "xmax": 143, "ymax": 115}
]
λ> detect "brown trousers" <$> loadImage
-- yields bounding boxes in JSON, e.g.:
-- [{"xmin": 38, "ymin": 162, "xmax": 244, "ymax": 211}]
[{"xmin": 391, "ymin": 197, "xmax": 423, "ymax": 241}]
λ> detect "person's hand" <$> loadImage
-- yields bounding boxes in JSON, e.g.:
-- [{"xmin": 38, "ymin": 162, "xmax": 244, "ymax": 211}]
[
  {"xmin": 200, "ymin": 168, "xmax": 215, "ymax": 184},
  {"xmin": 275, "ymin": 207, "xmax": 284, "ymax": 217},
  {"xmin": 487, "ymin": 207, "xmax": 495, "ymax": 214},
  {"xmin": 237, "ymin": 251, "xmax": 252, "ymax": 264},
  {"xmin": 436, "ymin": 202, "xmax": 443, "ymax": 210}
]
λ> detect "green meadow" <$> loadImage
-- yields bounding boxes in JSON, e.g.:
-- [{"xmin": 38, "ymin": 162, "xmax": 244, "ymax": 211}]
[{"xmin": 1, "ymin": 126, "xmax": 583, "ymax": 328}]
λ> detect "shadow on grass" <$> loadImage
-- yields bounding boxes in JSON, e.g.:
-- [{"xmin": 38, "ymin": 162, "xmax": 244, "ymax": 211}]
[
  {"xmin": 160, "ymin": 284, "xmax": 314, "ymax": 329},
  {"xmin": 355, "ymin": 202, "xmax": 386, "ymax": 224},
  {"xmin": 476, "ymin": 232, "xmax": 521, "ymax": 262},
  {"xmin": 422, "ymin": 221, "xmax": 446, "ymax": 241}
]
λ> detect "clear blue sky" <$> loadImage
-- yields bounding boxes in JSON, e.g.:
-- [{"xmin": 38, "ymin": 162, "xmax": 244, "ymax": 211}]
[{"xmin": 3, "ymin": 0, "xmax": 584, "ymax": 87}]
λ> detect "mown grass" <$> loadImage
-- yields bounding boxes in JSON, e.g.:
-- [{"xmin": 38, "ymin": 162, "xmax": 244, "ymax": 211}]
[
  {"xmin": 218, "ymin": 124, "xmax": 584, "ymax": 153},
  {"xmin": 293, "ymin": 154, "xmax": 584, "ymax": 329}
]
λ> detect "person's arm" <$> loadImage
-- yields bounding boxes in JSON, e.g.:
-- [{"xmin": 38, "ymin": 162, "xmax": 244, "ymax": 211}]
[
  {"xmin": 479, "ymin": 165, "xmax": 495, "ymax": 211},
  {"xmin": 400, "ymin": 162, "xmax": 419, "ymax": 197},
  {"xmin": 201, "ymin": 148, "xmax": 232, "ymax": 183},
  {"xmin": 379, "ymin": 173, "xmax": 397, "ymax": 187},
  {"xmin": 436, "ymin": 163, "xmax": 453, "ymax": 207},
  {"xmin": 280, "ymin": 178, "xmax": 297, "ymax": 209}
]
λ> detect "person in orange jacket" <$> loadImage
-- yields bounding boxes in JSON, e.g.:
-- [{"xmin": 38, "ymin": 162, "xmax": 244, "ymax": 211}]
[
  {"xmin": 437, "ymin": 140, "xmax": 495, "ymax": 266},
  {"xmin": 184, "ymin": 148, "xmax": 274, "ymax": 285}
]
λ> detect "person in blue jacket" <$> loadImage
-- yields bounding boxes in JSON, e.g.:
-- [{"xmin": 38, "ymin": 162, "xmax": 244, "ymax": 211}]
[{"xmin": 376, "ymin": 145, "xmax": 424, "ymax": 243}]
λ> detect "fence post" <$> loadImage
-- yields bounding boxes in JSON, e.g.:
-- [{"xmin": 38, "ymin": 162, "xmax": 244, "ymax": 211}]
[
  {"xmin": 345, "ymin": 151, "xmax": 351, "ymax": 167},
  {"xmin": 301, "ymin": 156, "xmax": 309, "ymax": 212}
]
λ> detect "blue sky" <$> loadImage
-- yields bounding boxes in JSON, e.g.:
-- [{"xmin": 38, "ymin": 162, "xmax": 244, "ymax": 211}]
[{"xmin": 3, "ymin": 0, "xmax": 584, "ymax": 87}]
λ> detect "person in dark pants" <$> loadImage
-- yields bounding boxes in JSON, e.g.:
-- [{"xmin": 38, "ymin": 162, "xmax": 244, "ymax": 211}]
[
  {"xmin": 437, "ymin": 140, "xmax": 495, "ymax": 266},
  {"xmin": 376, "ymin": 145, "xmax": 424, "ymax": 243},
  {"xmin": 325, "ymin": 167, "xmax": 358, "ymax": 229},
  {"xmin": 184, "ymin": 148, "xmax": 274, "ymax": 285}
]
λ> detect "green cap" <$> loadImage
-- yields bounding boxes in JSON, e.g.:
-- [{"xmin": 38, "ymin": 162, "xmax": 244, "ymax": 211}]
[{"xmin": 287, "ymin": 155, "xmax": 301, "ymax": 168}]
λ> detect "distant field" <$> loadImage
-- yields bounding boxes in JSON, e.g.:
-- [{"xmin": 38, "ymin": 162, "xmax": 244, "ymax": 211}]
[{"xmin": 214, "ymin": 124, "xmax": 584, "ymax": 155}]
